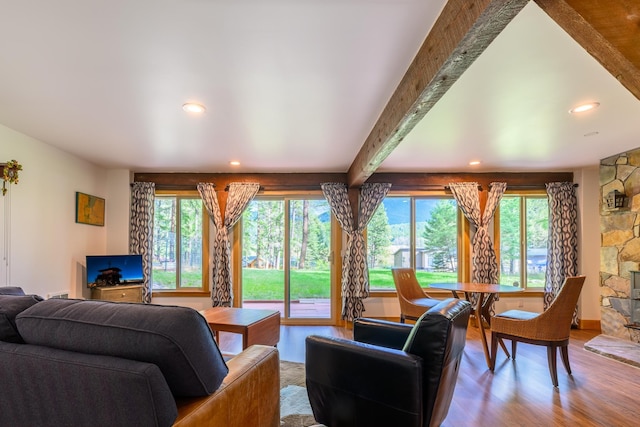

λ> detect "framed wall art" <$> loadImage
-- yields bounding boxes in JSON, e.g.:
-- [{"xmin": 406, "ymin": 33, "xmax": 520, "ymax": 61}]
[{"xmin": 75, "ymin": 192, "xmax": 105, "ymax": 226}]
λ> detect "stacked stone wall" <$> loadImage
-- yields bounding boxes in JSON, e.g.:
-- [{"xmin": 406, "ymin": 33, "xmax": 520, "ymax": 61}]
[{"xmin": 600, "ymin": 148, "xmax": 640, "ymax": 343}]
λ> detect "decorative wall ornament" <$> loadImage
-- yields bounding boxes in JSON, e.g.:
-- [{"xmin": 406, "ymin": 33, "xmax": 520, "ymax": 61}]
[
  {"xmin": 75, "ymin": 192, "xmax": 105, "ymax": 226},
  {"xmin": 1, "ymin": 160, "xmax": 22, "ymax": 196},
  {"xmin": 604, "ymin": 189, "xmax": 627, "ymax": 210}
]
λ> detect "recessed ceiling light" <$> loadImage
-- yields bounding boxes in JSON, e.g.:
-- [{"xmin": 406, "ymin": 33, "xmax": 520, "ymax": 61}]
[
  {"xmin": 230, "ymin": 161, "xmax": 240, "ymax": 166},
  {"xmin": 569, "ymin": 102, "xmax": 600, "ymax": 114},
  {"xmin": 469, "ymin": 160, "xmax": 481, "ymax": 166},
  {"xmin": 182, "ymin": 103, "xmax": 206, "ymax": 113}
]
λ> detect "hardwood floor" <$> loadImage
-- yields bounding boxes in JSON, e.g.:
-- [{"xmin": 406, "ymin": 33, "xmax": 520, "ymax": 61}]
[{"xmin": 218, "ymin": 324, "xmax": 640, "ymax": 426}]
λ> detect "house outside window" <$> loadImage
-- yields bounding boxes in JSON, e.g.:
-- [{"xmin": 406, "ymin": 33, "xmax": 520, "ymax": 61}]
[
  {"xmin": 498, "ymin": 194, "xmax": 548, "ymax": 290},
  {"xmin": 368, "ymin": 195, "xmax": 460, "ymax": 291}
]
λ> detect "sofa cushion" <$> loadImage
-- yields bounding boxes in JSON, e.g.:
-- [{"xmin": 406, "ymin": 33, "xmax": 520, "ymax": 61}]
[
  {"xmin": 0, "ymin": 286, "xmax": 26, "ymax": 296},
  {"xmin": 16, "ymin": 299, "xmax": 229, "ymax": 397},
  {"xmin": 0, "ymin": 295, "xmax": 43, "ymax": 343},
  {"xmin": 0, "ymin": 341, "xmax": 178, "ymax": 427}
]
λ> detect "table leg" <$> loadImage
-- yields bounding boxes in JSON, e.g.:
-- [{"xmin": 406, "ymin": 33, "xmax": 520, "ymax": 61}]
[
  {"xmin": 242, "ymin": 332, "xmax": 248, "ymax": 350},
  {"xmin": 474, "ymin": 293, "xmax": 491, "ymax": 368},
  {"xmin": 478, "ymin": 293, "xmax": 510, "ymax": 358},
  {"xmin": 454, "ymin": 290, "xmax": 508, "ymax": 367}
]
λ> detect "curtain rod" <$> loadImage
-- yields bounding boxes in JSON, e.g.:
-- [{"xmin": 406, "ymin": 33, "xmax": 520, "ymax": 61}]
[
  {"xmin": 442, "ymin": 183, "xmax": 579, "ymax": 190},
  {"xmin": 224, "ymin": 185, "xmax": 264, "ymax": 192},
  {"xmin": 503, "ymin": 183, "xmax": 579, "ymax": 189},
  {"xmin": 443, "ymin": 185, "xmax": 483, "ymax": 191},
  {"xmin": 130, "ymin": 183, "xmax": 216, "ymax": 187},
  {"xmin": 132, "ymin": 182, "xmax": 578, "ymax": 190}
]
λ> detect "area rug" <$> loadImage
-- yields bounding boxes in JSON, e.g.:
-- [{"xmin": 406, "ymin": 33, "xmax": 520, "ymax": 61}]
[{"xmin": 280, "ymin": 361, "xmax": 324, "ymax": 427}]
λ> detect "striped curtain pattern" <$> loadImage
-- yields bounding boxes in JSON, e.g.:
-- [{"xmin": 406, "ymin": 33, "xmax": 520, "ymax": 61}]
[
  {"xmin": 321, "ymin": 182, "xmax": 391, "ymax": 321},
  {"xmin": 129, "ymin": 182, "xmax": 155, "ymax": 303},
  {"xmin": 545, "ymin": 182, "xmax": 579, "ymax": 325}
]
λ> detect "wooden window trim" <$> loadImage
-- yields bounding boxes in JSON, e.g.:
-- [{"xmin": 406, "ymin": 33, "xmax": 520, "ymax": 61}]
[{"xmin": 152, "ymin": 191, "xmax": 210, "ymax": 295}]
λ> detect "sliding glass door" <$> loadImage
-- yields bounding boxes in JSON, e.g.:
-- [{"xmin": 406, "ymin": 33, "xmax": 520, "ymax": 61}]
[{"xmin": 241, "ymin": 196, "xmax": 334, "ymax": 322}]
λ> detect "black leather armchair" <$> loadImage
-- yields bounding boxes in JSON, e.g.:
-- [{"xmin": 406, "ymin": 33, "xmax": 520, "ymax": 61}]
[{"xmin": 305, "ymin": 298, "xmax": 471, "ymax": 427}]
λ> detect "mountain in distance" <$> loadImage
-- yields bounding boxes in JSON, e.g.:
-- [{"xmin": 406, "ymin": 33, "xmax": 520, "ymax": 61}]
[
  {"xmin": 317, "ymin": 198, "xmax": 442, "ymax": 224},
  {"xmin": 381, "ymin": 198, "xmax": 440, "ymax": 225}
]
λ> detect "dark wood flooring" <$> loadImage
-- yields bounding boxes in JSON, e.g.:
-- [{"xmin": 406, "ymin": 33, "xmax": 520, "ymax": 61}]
[{"xmin": 218, "ymin": 324, "xmax": 640, "ymax": 427}]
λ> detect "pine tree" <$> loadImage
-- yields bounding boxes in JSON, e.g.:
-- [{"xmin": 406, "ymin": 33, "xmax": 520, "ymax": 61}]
[
  {"xmin": 367, "ymin": 203, "xmax": 392, "ymax": 268},
  {"xmin": 422, "ymin": 200, "xmax": 457, "ymax": 271}
]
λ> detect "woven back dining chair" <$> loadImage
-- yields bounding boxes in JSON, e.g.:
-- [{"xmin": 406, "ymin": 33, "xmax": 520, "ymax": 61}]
[
  {"xmin": 489, "ymin": 275, "xmax": 586, "ymax": 387},
  {"xmin": 392, "ymin": 268, "xmax": 440, "ymax": 323}
]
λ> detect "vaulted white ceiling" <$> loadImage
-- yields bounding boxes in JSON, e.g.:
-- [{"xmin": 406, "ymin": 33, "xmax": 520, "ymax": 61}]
[{"xmin": 0, "ymin": 1, "xmax": 638, "ymax": 175}]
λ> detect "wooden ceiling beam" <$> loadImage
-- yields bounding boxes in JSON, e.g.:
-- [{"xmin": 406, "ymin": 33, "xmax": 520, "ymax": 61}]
[
  {"xmin": 346, "ymin": 0, "xmax": 530, "ymax": 188},
  {"xmin": 535, "ymin": 0, "xmax": 640, "ymax": 102}
]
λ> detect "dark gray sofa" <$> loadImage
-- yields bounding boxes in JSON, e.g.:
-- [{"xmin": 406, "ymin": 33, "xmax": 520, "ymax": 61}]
[{"xmin": 0, "ymin": 287, "xmax": 280, "ymax": 427}]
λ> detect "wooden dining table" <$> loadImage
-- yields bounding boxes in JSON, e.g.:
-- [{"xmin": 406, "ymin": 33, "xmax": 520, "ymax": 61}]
[{"xmin": 429, "ymin": 282, "xmax": 524, "ymax": 368}]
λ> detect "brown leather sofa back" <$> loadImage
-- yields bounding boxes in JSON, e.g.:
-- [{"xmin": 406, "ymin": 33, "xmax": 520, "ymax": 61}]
[{"xmin": 175, "ymin": 345, "xmax": 280, "ymax": 427}]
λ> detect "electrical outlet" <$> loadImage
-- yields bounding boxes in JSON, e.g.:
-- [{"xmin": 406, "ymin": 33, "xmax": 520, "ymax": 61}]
[{"xmin": 47, "ymin": 290, "xmax": 69, "ymax": 299}]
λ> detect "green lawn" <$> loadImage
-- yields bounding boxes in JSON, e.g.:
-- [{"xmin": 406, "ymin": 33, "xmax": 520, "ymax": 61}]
[
  {"xmin": 152, "ymin": 269, "xmax": 203, "ymax": 289},
  {"xmin": 242, "ymin": 268, "xmax": 331, "ymax": 300},
  {"xmin": 369, "ymin": 269, "xmax": 459, "ymax": 290},
  {"xmin": 153, "ymin": 267, "xmax": 545, "ymax": 298},
  {"xmin": 241, "ymin": 268, "xmax": 461, "ymax": 300}
]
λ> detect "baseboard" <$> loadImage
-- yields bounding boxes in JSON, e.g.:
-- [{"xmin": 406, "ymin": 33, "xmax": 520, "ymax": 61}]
[{"xmin": 579, "ymin": 319, "xmax": 601, "ymax": 331}]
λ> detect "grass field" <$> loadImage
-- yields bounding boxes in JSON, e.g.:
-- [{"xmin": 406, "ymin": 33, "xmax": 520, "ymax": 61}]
[
  {"xmin": 241, "ymin": 268, "xmax": 462, "ymax": 300},
  {"xmin": 153, "ymin": 267, "xmax": 544, "ymax": 298}
]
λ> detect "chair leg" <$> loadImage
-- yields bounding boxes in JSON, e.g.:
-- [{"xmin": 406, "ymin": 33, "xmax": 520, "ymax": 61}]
[
  {"xmin": 547, "ymin": 346, "xmax": 559, "ymax": 387},
  {"xmin": 560, "ymin": 345, "xmax": 572, "ymax": 374},
  {"xmin": 511, "ymin": 340, "xmax": 517, "ymax": 360},
  {"xmin": 400, "ymin": 314, "xmax": 406, "ymax": 323},
  {"xmin": 490, "ymin": 332, "xmax": 498, "ymax": 371},
  {"xmin": 498, "ymin": 338, "xmax": 510, "ymax": 358}
]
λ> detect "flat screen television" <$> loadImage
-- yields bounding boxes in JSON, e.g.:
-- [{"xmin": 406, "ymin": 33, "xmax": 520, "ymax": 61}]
[{"xmin": 86, "ymin": 254, "xmax": 144, "ymax": 288}]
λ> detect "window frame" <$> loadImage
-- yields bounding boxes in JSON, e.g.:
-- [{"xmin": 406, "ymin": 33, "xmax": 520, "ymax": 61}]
[
  {"xmin": 236, "ymin": 191, "xmax": 339, "ymax": 324},
  {"xmin": 151, "ymin": 190, "xmax": 210, "ymax": 297},
  {"xmin": 367, "ymin": 192, "xmax": 463, "ymax": 292},
  {"xmin": 495, "ymin": 190, "xmax": 548, "ymax": 293}
]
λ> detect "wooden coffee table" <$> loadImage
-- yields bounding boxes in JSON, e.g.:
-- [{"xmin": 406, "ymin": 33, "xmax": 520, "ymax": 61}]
[{"xmin": 201, "ymin": 307, "xmax": 280, "ymax": 349}]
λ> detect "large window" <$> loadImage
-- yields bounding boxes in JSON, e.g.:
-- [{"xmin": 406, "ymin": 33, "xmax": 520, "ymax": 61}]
[
  {"xmin": 152, "ymin": 193, "xmax": 207, "ymax": 291},
  {"xmin": 368, "ymin": 196, "xmax": 459, "ymax": 290},
  {"xmin": 498, "ymin": 194, "xmax": 548, "ymax": 289}
]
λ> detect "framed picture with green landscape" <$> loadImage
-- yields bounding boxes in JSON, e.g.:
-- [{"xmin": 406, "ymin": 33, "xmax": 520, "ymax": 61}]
[{"xmin": 75, "ymin": 192, "xmax": 105, "ymax": 226}]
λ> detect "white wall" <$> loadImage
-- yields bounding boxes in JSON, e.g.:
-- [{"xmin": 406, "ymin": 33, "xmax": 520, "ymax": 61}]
[
  {"xmin": 575, "ymin": 166, "xmax": 601, "ymax": 322},
  {"xmin": 0, "ymin": 124, "xmax": 121, "ymax": 299},
  {"xmin": 105, "ymin": 169, "xmax": 132, "ymax": 254},
  {"xmin": 0, "ymin": 126, "xmax": 204, "ymax": 308}
]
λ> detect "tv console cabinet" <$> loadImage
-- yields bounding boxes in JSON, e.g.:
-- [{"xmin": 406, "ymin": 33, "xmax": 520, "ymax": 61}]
[{"xmin": 91, "ymin": 284, "xmax": 143, "ymax": 303}]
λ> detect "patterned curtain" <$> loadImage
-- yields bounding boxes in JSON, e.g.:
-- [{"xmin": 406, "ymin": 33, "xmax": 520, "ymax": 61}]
[
  {"xmin": 449, "ymin": 182, "xmax": 506, "ymax": 283},
  {"xmin": 198, "ymin": 182, "xmax": 259, "ymax": 307},
  {"xmin": 129, "ymin": 182, "xmax": 155, "ymax": 303},
  {"xmin": 545, "ymin": 182, "xmax": 578, "ymax": 325},
  {"xmin": 321, "ymin": 182, "xmax": 391, "ymax": 321}
]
